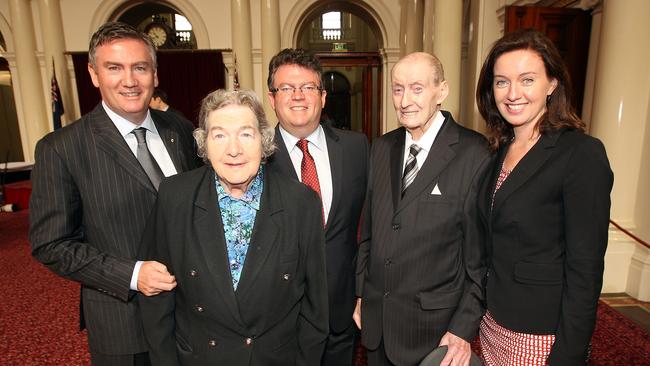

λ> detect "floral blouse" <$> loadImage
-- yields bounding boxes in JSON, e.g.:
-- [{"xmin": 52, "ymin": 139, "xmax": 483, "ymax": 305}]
[{"xmin": 215, "ymin": 166, "xmax": 264, "ymax": 290}]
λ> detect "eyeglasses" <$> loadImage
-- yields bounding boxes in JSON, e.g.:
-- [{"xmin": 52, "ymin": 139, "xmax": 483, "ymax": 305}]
[{"xmin": 270, "ymin": 84, "xmax": 323, "ymax": 95}]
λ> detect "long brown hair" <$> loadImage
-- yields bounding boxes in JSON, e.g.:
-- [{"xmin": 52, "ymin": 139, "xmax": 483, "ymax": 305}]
[{"xmin": 476, "ymin": 29, "xmax": 585, "ymax": 152}]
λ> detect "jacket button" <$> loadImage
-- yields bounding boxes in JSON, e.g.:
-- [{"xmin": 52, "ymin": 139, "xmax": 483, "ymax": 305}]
[
  {"xmin": 245, "ymin": 337, "xmax": 253, "ymax": 345},
  {"xmin": 208, "ymin": 339, "xmax": 217, "ymax": 347},
  {"xmin": 196, "ymin": 305, "xmax": 204, "ymax": 312},
  {"xmin": 383, "ymin": 291, "xmax": 390, "ymax": 298},
  {"xmin": 384, "ymin": 259, "xmax": 392, "ymax": 266},
  {"xmin": 190, "ymin": 269, "xmax": 198, "ymax": 277},
  {"xmin": 392, "ymin": 224, "xmax": 400, "ymax": 230},
  {"xmin": 282, "ymin": 273, "xmax": 291, "ymax": 281}
]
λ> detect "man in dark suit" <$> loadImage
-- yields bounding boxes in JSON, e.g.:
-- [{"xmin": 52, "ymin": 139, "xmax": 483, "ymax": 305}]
[
  {"xmin": 265, "ymin": 48, "xmax": 368, "ymax": 366},
  {"xmin": 354, "ymin": 52, "xmax": 490, "ymax": 366},
  {"xmin": 29, "ymin": 22, "xmax": 199, "ymax": 365}
]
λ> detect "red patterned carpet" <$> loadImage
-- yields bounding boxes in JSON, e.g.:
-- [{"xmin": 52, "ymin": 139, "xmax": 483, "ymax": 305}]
[{"xmin": 1, "ymin": 209, "xmax": 649, "ymax": 365}]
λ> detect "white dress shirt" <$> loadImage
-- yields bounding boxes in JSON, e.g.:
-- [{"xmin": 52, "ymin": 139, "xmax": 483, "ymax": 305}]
[
  {"xmin": 402, "ymin": 110, "xmax": 446, "ymax": 174},
  {"xmin": 278, "ymin": 125, "xmax": 333, "ymax": 223},
  {"xmin": 102, "ymin": 102, "xmax": 178, "ymax": 291}
]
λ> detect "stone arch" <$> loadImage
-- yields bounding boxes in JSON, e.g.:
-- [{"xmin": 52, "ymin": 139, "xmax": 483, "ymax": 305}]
[
  {"xmin": 282, "ymin": 0, "xmax": 397, "ymax": 50},
  {"xmin": 89, "ymin": 0, "xmax": 210, "ymax": 48}
]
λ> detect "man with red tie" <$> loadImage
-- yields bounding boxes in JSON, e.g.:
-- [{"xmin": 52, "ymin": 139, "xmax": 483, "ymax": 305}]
[{"xmin": 265, "ymin": 48, "xmax": 369, "ymax": 366}]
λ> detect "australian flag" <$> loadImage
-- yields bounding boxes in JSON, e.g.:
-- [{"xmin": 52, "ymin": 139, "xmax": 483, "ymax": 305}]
[{"xmin": 51, "ymin": 60, "xmax": 64, "ymax": 129}]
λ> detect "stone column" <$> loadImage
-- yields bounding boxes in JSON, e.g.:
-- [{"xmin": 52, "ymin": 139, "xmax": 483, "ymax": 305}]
[
  {"xmin": 37, "ymin": 0, "xmax": 75, "ymax": 123},
  {"xmin": 260, "ymin": 0, "xmax": 280, "ymax": 123},
  {"xmin": 231, "ymin": 0, "xmax": 254, "ymax": 90},
  {"xmin": 399, "ymin": 0, "xmax": 424, "ymax": 57},
  {"xmin": 9, "ymin": 0, "xmax": 49, "ymax": 162},
  {"xmin": 432, "ymin": 0, "xmax": 462, "ymax": 118},
  {"xmin": 589, "ymin": 0, "xmax": 650, "ymax": 300}
]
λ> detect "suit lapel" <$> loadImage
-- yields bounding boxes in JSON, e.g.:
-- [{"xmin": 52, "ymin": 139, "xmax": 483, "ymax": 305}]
[
  {"xmin": 271, "ymin": 126, "xmax": 299, "ymax": 180},
  {"xmin": 491, "ymin": 131, "xmax": 561, "ymax": 214},
  {"xmin": 323, "ymin": 124, "xmax": 342, "ymax": 229},
  {"xmin": 155, "ymin": 116, "xmax": 184, "ymax": 172},
  {"xmin": 90, "ymin": 105, "xmax": 156, "ymax": 194},
  {"xmin": 193, "ymin": 168, "xmax": 243, "ymax": 326},
  {"xmin": 396, "ymin": 117, "xmax": 458, "ymax": 214},
  {"xmin": 390, "ymin": 130, "xmax": 405, "ymax": 211},
  {"xmin": 235, "ymin": 168, "xmax": 282, "ymax": 296}
]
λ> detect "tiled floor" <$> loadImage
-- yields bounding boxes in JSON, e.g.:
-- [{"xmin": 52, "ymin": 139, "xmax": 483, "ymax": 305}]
[{"xmin": 600, "ymin": 293, "xmax": 650, "ymax": 332}]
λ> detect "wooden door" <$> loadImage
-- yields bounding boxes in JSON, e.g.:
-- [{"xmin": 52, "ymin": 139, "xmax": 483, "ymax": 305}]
[
  {"xmin": 505, "ymin": 6, "xmax": 591, "ymax": 116},
  {"xmin": 317, "ymin": 52, "xmax": 382, "ymax": 141}
]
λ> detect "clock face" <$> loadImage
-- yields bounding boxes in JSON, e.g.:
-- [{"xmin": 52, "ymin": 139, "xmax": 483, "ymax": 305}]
[{"xmin": 148, "ymin": 26, "xmax": 168, "ymax": 47}]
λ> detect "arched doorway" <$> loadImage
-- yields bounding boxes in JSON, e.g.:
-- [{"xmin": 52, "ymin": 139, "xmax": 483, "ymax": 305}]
[{"xmin": 296, "ymin": 3, "xmax": 384, "ymax": 141}]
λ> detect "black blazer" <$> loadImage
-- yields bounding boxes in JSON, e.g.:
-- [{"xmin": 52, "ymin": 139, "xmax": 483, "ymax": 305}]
[
  {"xmin": 29, "ymin": 105, "xmax": 199, "ymax": 354},
  {"xmin": 139, "ymin": 166, "xmax": 329, "ymax": 366},
  {"xmin": 356, "ymin": 112, "xmax": 490, "ymax": 365},
  {"xmin": 477, "ymin": 129, "xmax": 613, "ymax": 365},
  {"xmin": 266, "ymin": 123, "xmax": 368, "ymax": 332}
]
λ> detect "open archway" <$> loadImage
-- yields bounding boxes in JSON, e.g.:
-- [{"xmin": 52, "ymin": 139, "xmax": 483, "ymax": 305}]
[{"xmin": 292, "ymin": 1, "xmax": 386, "ymax": 140}]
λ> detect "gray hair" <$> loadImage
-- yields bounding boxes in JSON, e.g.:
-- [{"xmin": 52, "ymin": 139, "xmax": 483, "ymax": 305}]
[
  {"xmin": 88, "ymin": 21, "xmax": 157, "ymax": 69},
  {"xmin": 194, "ymin": 89, "xmax": 276, "ymax": 163}
]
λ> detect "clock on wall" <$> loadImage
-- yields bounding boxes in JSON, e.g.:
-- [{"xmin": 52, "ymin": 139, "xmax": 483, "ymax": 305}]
[{"xmin": 145, "ymin": 16, "xmax": 174, "ymax": 48}]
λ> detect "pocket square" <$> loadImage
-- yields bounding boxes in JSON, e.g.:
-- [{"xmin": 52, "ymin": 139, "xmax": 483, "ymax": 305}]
[{"xmin": 431, "ymin": 184, "xmax": 442, "ymax": 195}]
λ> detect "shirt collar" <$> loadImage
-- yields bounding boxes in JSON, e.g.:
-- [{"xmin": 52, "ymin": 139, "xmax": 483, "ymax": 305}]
[
  {"xmin": 102, "ymin": 101, "xmax": 159, "ymax": 138},
  {"xmin": 405, "ymin": 110, "xmax": 445, "ymax": 152},
  {"xmin": 215, "ymin": 165, "xmax": 264, "ymax": 210},
  {"xmin": 279, "ymin": 124, "xmax": 326, "ymax": 154}
]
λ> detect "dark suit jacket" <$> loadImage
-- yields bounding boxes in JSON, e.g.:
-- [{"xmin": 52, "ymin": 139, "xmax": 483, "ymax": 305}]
[
  {"xmin": 139, "ymin": 166, "xmax": 329, "ymax": 366},
  {"xmin": 356, "ymin": 111, "xmax": 490, "ymax": 366},
  {"xmin": 477, "ymin": 129, "xmax": 613, "ymax": 365},
  {"xmin": 266, "ymin": 123, "xmax": 368, "ymax": 332},
  {"xmin": 29, "ymin": 105, "xmax": 199, "ymax": 354}
]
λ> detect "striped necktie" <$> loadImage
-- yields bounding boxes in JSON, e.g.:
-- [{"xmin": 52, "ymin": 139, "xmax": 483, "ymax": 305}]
[{"xmin": 402, "ymin": 144, "xmax": 422, "ymax": 196}]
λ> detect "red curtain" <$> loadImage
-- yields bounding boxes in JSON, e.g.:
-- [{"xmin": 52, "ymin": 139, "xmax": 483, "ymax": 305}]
[{"xmin": 71, "ymin": 50, "xmax": 226, "ymax": 126}]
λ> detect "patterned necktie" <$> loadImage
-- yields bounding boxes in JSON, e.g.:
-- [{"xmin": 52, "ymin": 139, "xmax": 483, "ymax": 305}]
[
  {"xmin": 132, "ymin": 127, "xmax": 165, "ymax": 190},
  {"xmin": 402, "ymin": 144, "xmax": 422, "ymax": 196},
  {"xmin": 297, "ymin": 139, "xmax": 325, "ymax": 226}
]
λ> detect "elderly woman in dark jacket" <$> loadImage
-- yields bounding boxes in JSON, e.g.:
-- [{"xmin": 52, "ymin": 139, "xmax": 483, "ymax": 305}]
[{"xmin": 139, "ymin": 89, "xmax": 328, "ymax": 366}]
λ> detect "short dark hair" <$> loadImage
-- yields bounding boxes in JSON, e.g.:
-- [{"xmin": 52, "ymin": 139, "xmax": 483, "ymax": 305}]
[
  {"xmin": 152, "ymin": 88, "xmax": 169, "ymax": 104},
  {"xmin": 267, "ymin": 48, "xmax": 322, "ymax": 90},
  {"xmin": 476, "ymin": 28, "xmax": 585, "ymax": 152},
  {"xmin": 88, "ymin": 21, "xmax": 157, "ymax": 69}
]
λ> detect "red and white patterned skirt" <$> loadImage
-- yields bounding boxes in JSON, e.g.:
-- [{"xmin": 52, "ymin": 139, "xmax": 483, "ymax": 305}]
[{"xmin": 479, "ymin": 311, "xmax": 555, "ymax": 366}]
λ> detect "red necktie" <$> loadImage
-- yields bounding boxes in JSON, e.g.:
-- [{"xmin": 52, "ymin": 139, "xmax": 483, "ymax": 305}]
[{"xmin": 297, "ymin": 139, "xmax": 325, "ymax": 226}]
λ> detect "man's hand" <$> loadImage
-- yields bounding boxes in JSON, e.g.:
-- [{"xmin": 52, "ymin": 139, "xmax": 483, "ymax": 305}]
[
  {"xmin": 353, "ymin": 298, "xmax": 362, "ymax": 329},
  {"xmin": 438, "ymin": 331, "xmax": 471, "ymax": 366},
  {"xmin": 138, "ymin": 261, "xmax": 176, "ymax": 296}
]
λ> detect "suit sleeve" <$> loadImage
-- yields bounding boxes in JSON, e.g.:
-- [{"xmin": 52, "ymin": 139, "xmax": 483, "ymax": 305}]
[
  {"xmin": 29, "ymin": 138, "xmax": 136, "ymax": 301},
  {"xmin": 356, "ymin": 142, "xmax": 374, "ymax": 297},
  {"xmin": 296, "ymin": 192, "xmax": 329, "ymax": 365},
  {"xmin": 137, "ymin": 182, "xmax": 180, "ymax": 366},
  {"xmin": 548, "ymin": 138, "xmax": 613, "ymax": 365},
  {"xmin": 447, "ymin": 147, "xmax": 490, "ymax": 342}
]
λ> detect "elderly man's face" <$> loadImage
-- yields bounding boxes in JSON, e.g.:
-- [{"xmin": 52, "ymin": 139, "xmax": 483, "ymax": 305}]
[
  {"xmin": 391, "ymin": 55, "xmax": 448, "ymax": 140},
  {"xmin": 206, "ymin": 104, "xmax": 262, "ymax": 198}
]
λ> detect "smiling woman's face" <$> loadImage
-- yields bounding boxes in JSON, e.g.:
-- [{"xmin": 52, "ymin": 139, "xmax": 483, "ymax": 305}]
[
  {"xmin": 492, "ymin": 49, "xmax": 557, "ymax": 130},
  {"xmin": 206, "ymin": 104, "xmax": 262, "ymax": 198}
]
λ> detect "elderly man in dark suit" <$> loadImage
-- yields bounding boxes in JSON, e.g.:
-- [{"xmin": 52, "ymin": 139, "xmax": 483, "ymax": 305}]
[
  {"xmin": 29, "ymin": 22, "xmax": 199, "ymax": 365},
  {"xmin": 265, "ymin": 48, "xmax": 369, "ymax": 366},
  {"xmin": 139, "ymin": 89, "xmax": 329, "ymax": 365},
  {"xmin": 354, "ymin": 52, "xmax": 490, "ymax": 366}
]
